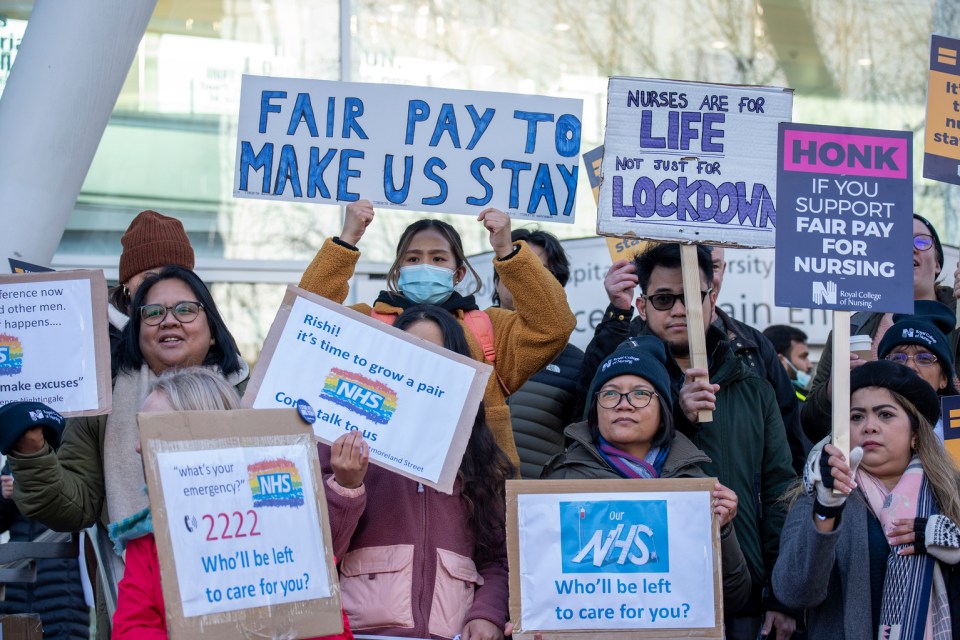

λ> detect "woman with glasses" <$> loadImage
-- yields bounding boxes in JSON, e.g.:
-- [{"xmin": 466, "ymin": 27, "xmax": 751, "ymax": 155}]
[
  {"xmin": 802, "ymin": 214, "xmax": 958, "ymax": 444},
  {"xmin": 542, "ymin": 335, "xmax": 752, "ymax": 612},
  {"xmin": 5, "ymin": 265, "xmax": 247, "ymax": 638},
  {"xmin": 878, "ymin": 300, "xmax": 958, "ymax": 443}
]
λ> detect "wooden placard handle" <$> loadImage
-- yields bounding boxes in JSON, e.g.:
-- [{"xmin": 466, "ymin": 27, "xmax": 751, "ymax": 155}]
[
  {"xmin": 680, "ymin": 244, "xmax": 712, "ymax": 423},
  {"xmin": 832, "ymin": 311, "xmax": 851, "ymax": 489}
]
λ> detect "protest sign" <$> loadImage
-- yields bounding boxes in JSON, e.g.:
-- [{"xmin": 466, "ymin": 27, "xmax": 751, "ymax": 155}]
[
  {"xmin": 941, "ymin": 396, "xmax": 960, "ymax": 467},
  {"xmin": 242, "ymin": 286, "xmax": 490, "ymax": 493},
  {"xmin": 923, "ymin": 34, "xmax": 960, "ymax": 186},
  {"xmin": 583, "ymin": 144, "xmax": 652, "ymax": 263},
  {"xmin": 234, "ymin": 74, "xmax": 583, "ymax": 222},
  {"xmin": 507, "ymin": 478, "xmax": 721, "ymax": 640},
  {"xmin": 0, "ymin": 270, "xmax": 111, "ymax": 416},
  {"xmin": 139, "ymin": 408, "xmax": 343, "ymax": 640},
  {"xmin": 8, "ymin": 259, "xmax": 53, "ymax": 274},
  {"xmin": 597, "ymin": 77, "xmax": 793, "ymax": 248},
  {"xmin": 775, "ymin": 123, "xmax": 914, "ymax": 314}
]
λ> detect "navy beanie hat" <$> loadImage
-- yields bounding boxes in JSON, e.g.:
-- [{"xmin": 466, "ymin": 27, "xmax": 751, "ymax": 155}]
[
  {"xmin": 0, "ymin": 401, "xmax": 66, "ymax": 456},
  {"xmin": 588, "ymin": 336, "xmax": 673, "ymax": 408},
  {"xmin": 878, "ymin": 300, "xmax": 955, "ymax": 382},
  {"xmin": 850, "ymin": 360, "xmax": 941, "ymax": 427}
]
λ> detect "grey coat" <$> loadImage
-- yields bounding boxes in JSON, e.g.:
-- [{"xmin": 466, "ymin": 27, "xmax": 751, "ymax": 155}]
[{"xmin": 543, "ymin": 421, "xmax": 753, "ymax": 612}]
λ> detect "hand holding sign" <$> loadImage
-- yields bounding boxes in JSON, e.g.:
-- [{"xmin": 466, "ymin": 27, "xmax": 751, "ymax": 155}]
[
  {"xmin": 604, "ymin": 261, "xmax": 639, "ymax": 311},
  {"xmin": 331, "ymin": 431, "xmax": 369, "ymax": 490},
  {"xmin": 678, "ymin": 369, "xmax": 718, "ymax": 424}
]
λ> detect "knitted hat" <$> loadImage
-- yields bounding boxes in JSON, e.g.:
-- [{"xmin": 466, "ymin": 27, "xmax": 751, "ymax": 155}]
[
  {"xmin": 914, "ymin": 214, "xmax": 944, "ymax": 270},
  {"xmin": 0, "ymin": 401, "xmax": 66, "ymax": 456},
  {"xmin": 119, "ymin": 210, "xmax": 195, "ymax": 284},
  {"xmin": 878, "ymin": 300, "xmax": 955, "ymax": 383},
  {"xmin": 850, "ymin": 360, "xmax": 941, "ymax": 426},
  {"xmin": 588, "ymin": 336, "xmax": 673, "ymax": 408}
]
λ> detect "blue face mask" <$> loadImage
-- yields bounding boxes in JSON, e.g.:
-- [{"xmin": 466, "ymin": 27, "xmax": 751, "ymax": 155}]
[
  {"xmin": 782, "ymin": 357, "xmax": 811, "ymax": 389},
  {"xmin": 398, "ymin": 264, "xmax": 456, "ymax": 305}
]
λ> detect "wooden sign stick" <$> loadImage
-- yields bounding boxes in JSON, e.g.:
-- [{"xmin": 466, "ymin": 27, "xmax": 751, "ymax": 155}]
[
  {"xmin": 680, "ymin": 244, "xmax": 713, "ymax": 423},
  {"xmin": 831, "ymin": 311, "xmax": 851, "ymax": 473}
]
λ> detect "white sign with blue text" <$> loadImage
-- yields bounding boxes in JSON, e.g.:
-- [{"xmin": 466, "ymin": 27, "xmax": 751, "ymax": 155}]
[
  {"xmin": 507, "ymin": 479, "xmax": 721, "ymax": 639},
  {"xmin": 597, "ymin": 77, "xmax": 793, "ymax": 247},
  {"xmin": 234, "ymin": 75, "xmax": 583, "ymax": 222}
]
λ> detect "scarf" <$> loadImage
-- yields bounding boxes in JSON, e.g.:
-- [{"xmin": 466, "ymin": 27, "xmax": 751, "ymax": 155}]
[
  {"xmin": 596, "ymin": 436, "xmax": 669, "ymax": 479},
  {"xmin": 857, "ymin": 459, "xmax": 952, "ymax": 640}
]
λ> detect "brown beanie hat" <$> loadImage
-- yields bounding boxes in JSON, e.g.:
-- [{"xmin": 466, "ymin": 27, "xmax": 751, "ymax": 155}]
[{"xmin": 119, "ymin": 210, "xmax": 195, "ymax": 284}]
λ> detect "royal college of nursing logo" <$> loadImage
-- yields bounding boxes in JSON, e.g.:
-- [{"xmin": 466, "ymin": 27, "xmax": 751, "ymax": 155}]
[
  {"xmin": 321, "ymin": 368, "xmax": 398, "ymax": 425},
  {"xmin": 559, "ymin": 500, "xmax": 669, "ymax": 574},
  {"xmin": 248, "ymin": 458, "xmax": 304, "ymax": 508},
  {"xmin": 0, "ymin": 334, "xmax": 23, "ymax": 377}
]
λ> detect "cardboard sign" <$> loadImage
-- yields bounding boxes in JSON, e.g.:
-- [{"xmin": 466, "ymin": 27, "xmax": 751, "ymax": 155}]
[
  {"xmin": 774, "ymin": 123, "xmax": 914, "ymax": 314},
  {"xmin": 597, "ymin": 77, "xmax": 793, "ymax": 247},
  {"xmin": 233, "ymin": 74, "xmax": 583, "ymax": 222},
  {"xmin": 139, "ymin": 409, "xmax": 343, "ymax": 640},
  {"xmin": 923, "ymin": 34, "xmax": 960, "ymax": 186},
  {"xmin": 0, "ymin": 270, "xmax": 111, "ymax": 416},
  {"xmin": 507, "ymin": 478, "xmax": 722, "ymax": 640},
  {"xmin": 242, "ymin": 286, "xmax": 491, "ymax": 494},
  {"xmin": 941, "ymin": 395, "xmax": 960, "ymax": 467}
]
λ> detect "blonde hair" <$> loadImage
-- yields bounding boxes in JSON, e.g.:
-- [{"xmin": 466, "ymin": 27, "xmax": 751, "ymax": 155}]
[{"xmin": 150, "ymin": 367, "xmax": 240, "ymax": 412}]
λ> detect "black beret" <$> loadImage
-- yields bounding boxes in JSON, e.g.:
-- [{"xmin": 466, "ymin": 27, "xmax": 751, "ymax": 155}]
[
  {"xmin": 850, "ymin": 360, "xmax": 941, "ymax": 426},
  {"xmin": 0, "ymin": 402, "xmax": 66, "ymax": 456}
]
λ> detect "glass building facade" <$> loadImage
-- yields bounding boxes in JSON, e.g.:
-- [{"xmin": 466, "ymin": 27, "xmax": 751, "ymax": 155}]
[{"xmin": 1, "ymin": 0, "xmax": 957, "ymax": 360}]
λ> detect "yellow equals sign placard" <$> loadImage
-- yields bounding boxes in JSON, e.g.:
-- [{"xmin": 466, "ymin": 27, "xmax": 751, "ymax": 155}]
[
  {"xmin": 950, "ymin": 407, "xmax": 960, "ymax": 430},
  {"xmin": 938, "ymin": 47, "xmax": 958, "ymax": 66}
]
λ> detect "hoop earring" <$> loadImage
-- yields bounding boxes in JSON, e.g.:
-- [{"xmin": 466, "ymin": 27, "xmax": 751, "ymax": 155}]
[{"xmin": 123, "ymin": 286, "xmax": 130, "ymax": 297}]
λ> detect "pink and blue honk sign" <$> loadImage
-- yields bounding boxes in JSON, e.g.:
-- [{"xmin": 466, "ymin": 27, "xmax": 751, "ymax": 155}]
[
  {"xmin": 559, "ymin": 500, "xmax": 669, "ymax": 574},
  {"xmin": 774, "ymin": 123, "xmax": 913, "ymax": 314}
]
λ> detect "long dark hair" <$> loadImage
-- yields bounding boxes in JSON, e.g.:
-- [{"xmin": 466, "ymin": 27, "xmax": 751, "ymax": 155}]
[
  {"xmin": 386, "ymin": 219, "xmax": 482, "ymax": 296},
  {"xmin": 113, "ymin": 265, "xmax": 242, "ymax": 376},
  {"xmin": 394, "ymin": 305, "xmax": 514, "ymax": 560}
]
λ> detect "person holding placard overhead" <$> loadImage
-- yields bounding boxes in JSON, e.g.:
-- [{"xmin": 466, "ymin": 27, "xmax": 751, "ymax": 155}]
[
  {"xmin": 298, "ymin": 199, "xmax": 577, "ymax": 469},
  {"xmin": 579, "ymin": 243, "xmax": 797, "ymax": 639},
  {"xmin": 801, "ymin": 214, "xmax": 958, "ymax": 443},
  {"xmin": 323, "ymin": 305, "xmax": 514, "ymax": 640},
  {"xmin": 773, "ymin": 360, "xmax": 960, "ymax": 639},
  {"xmin": 542, "ymin": 335, "xmax": 752, "ymax": 612},
  {"xmin": 112, "ymin": 367, "xmax": 353, "ymax": 640},
  {"xmin": 2, "ymin": 265, "xmax": 248, "ymax": 639}
]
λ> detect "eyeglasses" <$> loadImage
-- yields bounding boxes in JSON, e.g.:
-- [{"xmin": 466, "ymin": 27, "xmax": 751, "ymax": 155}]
[
  {"xmin": 140, "ymin": 301, "xmax": 204, "ymax": 326},
  {"xmin": 642, "ymin": 288, "xmax": 712, "ymax": 311},
  {"xmin": 885, "ymin": 352, "xmax": 938, "ymax": 367},
  {"xmin": 596, "ymin": 389, "xmax": 658, "ymax": 409},
  {"xmin": 914, "ymin": 234, "xmax": 935, "ymax": 252}
]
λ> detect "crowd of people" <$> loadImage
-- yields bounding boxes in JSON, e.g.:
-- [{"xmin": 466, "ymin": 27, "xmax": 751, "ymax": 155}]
[{"xmin": 1, "ymin": 201, "xmax": 959, "ymax": 640}]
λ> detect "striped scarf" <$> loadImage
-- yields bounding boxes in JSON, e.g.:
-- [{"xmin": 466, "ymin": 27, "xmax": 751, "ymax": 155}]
[
  {"xmin": 858, "ymin": 458, "xmax": 952, "ymax": 640},
  {"xmin": 596, "ymin": 436, "xmax": 669, "ymax": 479}
]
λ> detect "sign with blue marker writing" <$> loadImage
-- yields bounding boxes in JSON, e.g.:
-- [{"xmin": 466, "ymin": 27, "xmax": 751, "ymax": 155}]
[
  {"xmin": 234, "ymin": 74, "xmax": 583, "ymax": 222},
  {"xmin": 139, "ymin": 409, "xmax": 344, "ymax": 640},
  {"xmin": 775, "ymin": 123, "xmax": 913, "ymax": 314},
  {"xmin": 506, "ymin": 479, "xmax": 722, "ymax": 640},
  {"xmin": 597, "ymin": 77, "xmax": 793, "ymax": 247},
  {"xmin": 242, "ymin": 286, "xmax": 490, "ymax": 494}
]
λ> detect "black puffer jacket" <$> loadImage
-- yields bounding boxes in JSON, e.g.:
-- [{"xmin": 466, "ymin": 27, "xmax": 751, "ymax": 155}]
[
  {"xmin": 0, "ymin": 473, "xmax": 89, "ymax": 639},
  {"xmin": 509, "ymin": 343, "xmax": 585, "ymax": 479}
]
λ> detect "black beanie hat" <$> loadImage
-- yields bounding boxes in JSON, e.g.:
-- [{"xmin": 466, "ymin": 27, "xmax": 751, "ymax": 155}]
[
  {"xmin": 913, "ymin": 214, "xmax": 944, "ymax": 272},
  {"xmin": 878, "ymin": 300, "xmax": 955, "ymax": 384},
  {"xmin": 588, "ymin": 336, "xmax": 673, "ymax": 408},
  {"xmin": 850, "ymin": 360, "xmax": 941, "ymax": 426},
  {"xmin": 0, "ymin": 401, "xmax": 66, "ymax": 456}
]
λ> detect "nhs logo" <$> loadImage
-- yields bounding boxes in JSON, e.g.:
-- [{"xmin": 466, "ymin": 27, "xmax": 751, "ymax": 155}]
[
  {"xmin": 258, "ymin": 473, "xmax": 292, "ymax": 494},
  {"xmin": 559, "ymin": 500, "xmax": 668, "ymax": 574}
]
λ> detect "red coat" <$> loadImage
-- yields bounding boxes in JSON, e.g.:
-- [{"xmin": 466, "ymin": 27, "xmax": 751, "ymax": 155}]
[{"xmin": 113, "ymin": 534, "xmax": 354, "ymax": 640}]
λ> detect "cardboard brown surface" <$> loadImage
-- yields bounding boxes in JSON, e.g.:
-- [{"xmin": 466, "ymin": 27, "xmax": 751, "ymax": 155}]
[
  {"xmin": 506, "ymin": 478, "xmax": 723, "ymax": 640},
  {"xmin": 0, "ymin": 614, "xmax": 43, "ymax": 640},
  {"xmin": 242, "ymin": 285, "xmax": 489, "ymax": 494},
  {"xmin": 138, "ymin": 408, "xmax": 342, "ymax": 640}
]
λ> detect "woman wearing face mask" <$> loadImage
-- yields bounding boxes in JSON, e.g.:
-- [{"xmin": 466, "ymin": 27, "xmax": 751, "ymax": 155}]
[{"xmin": 299, "ymin": 200, "xmax": 577, "ymax": 468}]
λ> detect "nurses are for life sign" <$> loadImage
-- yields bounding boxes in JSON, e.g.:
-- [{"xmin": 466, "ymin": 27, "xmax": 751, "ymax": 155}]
[{"xmin": 507, "ymin": 478, "xmax": 722, "ymax": 640}]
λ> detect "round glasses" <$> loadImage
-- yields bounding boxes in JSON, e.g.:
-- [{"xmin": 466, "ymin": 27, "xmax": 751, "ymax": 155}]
[
  {"xmin": 596, "ymin": 389, "xmax": 658, "ymax": 409},
  {"xmin": 642, "ymin": 288, "xmax": 712, "ymax": 312},
  {"xmin": 914, "ymin": 234, "xmax": 934, "ymax": 252},
  {"xmin": 140, "ymin": 301, "xmax": 204, "ymax": 326},
  {"xmin": 885, "ymin": 352, "xmax": 938, "ymax": 367}
]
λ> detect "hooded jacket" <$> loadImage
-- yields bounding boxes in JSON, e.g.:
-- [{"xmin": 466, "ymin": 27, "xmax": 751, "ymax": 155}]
[{"xmin": 299, "ymin": 237, "xmax": 577, "ymax": 469}]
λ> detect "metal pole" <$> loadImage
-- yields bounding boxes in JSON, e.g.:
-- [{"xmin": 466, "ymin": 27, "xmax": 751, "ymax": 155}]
[{"xmin": 0, "ymin": 0, "xmax": 157, "ymax": 272}]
